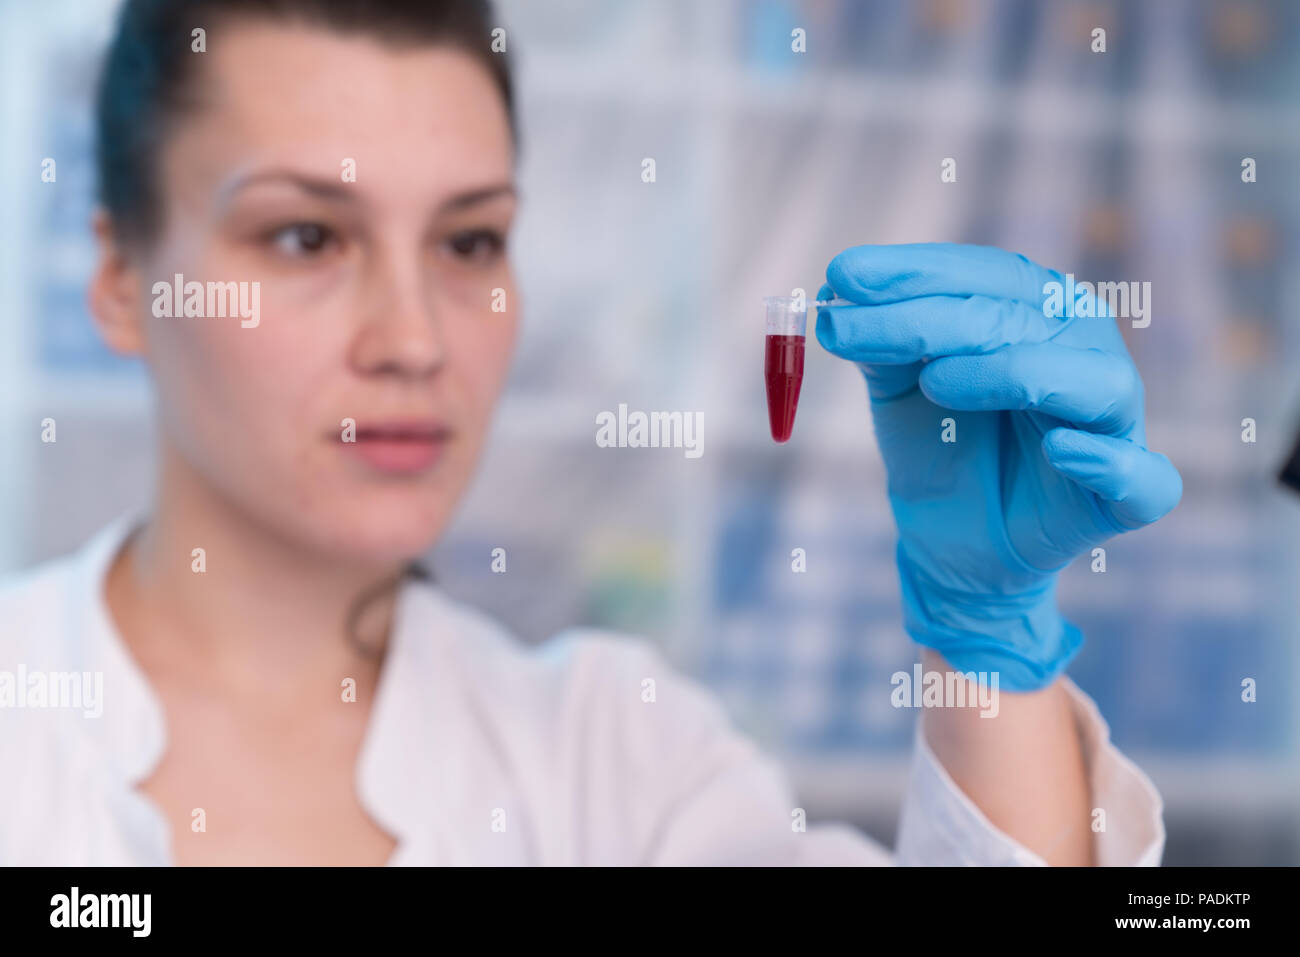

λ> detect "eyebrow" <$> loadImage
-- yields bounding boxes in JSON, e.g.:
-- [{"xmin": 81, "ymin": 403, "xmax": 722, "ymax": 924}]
[{"xmin": 217, "ymin": 170, "xmax": 517, "ymax": 212}]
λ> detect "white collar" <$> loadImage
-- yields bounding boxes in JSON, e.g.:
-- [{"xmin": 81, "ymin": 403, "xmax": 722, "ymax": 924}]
[{"xmin": 71, "ymin": 513, "xmax": 452, "ymax": 864}]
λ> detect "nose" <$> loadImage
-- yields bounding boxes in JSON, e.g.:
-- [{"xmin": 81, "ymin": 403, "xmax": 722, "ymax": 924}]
[{"xmin": 349, "ymin": 245, "xmax": 446, "ymax": 381}]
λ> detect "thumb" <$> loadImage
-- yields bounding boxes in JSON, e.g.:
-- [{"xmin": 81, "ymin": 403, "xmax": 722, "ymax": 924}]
[{"xmin": 1041, "ymin": 428, "xmax": 1183, "ymax": 529}]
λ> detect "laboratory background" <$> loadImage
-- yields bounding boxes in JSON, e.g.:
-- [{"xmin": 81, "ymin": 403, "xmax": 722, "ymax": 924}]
[{"xmin": 1, "ymin": 0, "xmax": 1297, "ymax": 865}]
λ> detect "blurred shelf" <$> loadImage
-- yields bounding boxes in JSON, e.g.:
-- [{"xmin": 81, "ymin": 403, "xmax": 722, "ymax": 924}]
[
  {"xmin": 521, "ymin": 53, "xmax": 1300, "ymax": 147},
  {"xmin": 787, "ymin": 755, "xmax": 910, "ymax": 814},
  {"xmin": 787, "ymin": 754, "xmax": 1300, "ymax": 819},
  {"xmin": 1138, "ymin": 757, "xmax": 1300, "ymax": 816}
]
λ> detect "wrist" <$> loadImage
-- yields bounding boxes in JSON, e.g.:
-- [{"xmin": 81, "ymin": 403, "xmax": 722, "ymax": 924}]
[{"xmin": 895, "ymin": 542, "xmax": 1084, "ymax": 691}]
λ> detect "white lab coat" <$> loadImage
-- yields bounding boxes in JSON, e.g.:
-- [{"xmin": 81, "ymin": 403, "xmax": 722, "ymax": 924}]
[{"xmin": 0, "ymin": 515, "xmax": 1164, "ymax": 865}]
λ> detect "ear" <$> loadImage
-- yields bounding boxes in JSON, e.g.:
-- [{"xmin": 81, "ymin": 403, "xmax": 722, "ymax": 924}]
[{"xmin": 87, "ymin": 208, "xmax": 148, "ymax": 356}]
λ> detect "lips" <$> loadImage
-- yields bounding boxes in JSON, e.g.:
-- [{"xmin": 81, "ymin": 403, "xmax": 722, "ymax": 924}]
[
  {"xmin": 341, "ymin": 420, "xmax": 452, "ymax": 475},
  {"xmin": 355, "ymin": 422, "xmax": 449, "ymax": 441}
]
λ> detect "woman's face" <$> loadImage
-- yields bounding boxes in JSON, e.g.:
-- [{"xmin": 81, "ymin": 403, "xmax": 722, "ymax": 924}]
[{"xmin": 111, "ymin": 20, "xmax": 518, "ymax": 563}]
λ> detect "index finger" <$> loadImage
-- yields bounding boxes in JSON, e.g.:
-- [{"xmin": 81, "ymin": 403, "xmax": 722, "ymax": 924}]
[{"xmin": 826, "ymin": 242, "xmax": 1065, "ymax": 308}]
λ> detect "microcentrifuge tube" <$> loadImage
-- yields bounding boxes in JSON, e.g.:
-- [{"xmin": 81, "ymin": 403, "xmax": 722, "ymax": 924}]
[{"xmin": 763, "ymin": 296, "xmax": 807, "ymax": 443}]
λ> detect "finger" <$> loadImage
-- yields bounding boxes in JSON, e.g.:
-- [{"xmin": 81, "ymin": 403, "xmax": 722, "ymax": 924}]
[
  {"xmin": 1041, "ymin": 428, "xmax": 1183, "ymax": 529},
  {"xmin": 917, "ymin": 343, "xmax": 1143, "ymax": 437},
  {"xmin": 826, "ymin": 242, "xmax": 1065, "ymax": 308},
  {"xmin": 816, "ymin": 293, "xmax": 1069, "ymax": 365},
  {"xmin": 815, "ymin": 283, "xmax": 922, "ymax": 400}
]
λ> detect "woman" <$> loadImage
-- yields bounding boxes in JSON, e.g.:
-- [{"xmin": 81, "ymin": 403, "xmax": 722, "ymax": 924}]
[{"xmin": 0, "ymin": 0, "xmax": 1180, "ymax": 865}]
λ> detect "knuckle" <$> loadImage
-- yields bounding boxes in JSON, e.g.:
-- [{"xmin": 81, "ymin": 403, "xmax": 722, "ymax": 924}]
[
  {"xmin": 1111, "ymin": 357, "xmax": 1141, "ymax": 401},
  {"xmin": 972, "ymin": 296, "xmax": 1014, "ymax": 351},
  {"xmin": 827, "ymin": 247, "xmax": 868, "ymax": 292},
  {"xmin": 1002, "ymin": 348, "xmax": 1039, "ymax": 408},
  {"xmin": 1111, "ymin": 444, "xmax": 1140, "ymax": 496}
]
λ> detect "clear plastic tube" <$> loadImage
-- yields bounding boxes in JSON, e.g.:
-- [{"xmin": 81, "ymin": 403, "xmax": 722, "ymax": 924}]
[{"xmin": 762, "ymin": 297, "xmax": 808, "ymax": 443}]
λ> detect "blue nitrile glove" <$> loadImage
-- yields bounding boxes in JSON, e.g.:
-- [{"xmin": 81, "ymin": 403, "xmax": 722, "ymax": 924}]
[{"xmin": 815, "ymin": 243, "xmax": 1182, "ymax": 691}]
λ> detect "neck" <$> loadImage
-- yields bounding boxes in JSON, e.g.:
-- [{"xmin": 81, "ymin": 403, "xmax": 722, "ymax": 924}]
[{"xmin": 108, "ymin": 445, "xmax": 407, "ymax": 696}]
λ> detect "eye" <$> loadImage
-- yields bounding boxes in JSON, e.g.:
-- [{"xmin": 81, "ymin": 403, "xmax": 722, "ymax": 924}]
[
  {"xmin": 444, "ymin": 229, "xmax": 505, "ymax": 264},
  {"xmin": 268, "ymin": 222, "xmax": 337, "ymax": 257}
]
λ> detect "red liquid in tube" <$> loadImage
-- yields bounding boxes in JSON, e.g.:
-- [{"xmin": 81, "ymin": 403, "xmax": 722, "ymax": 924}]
[{"xmin": 765, "ymin": 334, "xmax": 805, "ymax": 443}]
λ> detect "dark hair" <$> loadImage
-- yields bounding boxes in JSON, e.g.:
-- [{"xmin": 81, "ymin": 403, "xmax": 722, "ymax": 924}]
[
  {"xmin": 346, "ymin": 562, "xmax": 435, "ymax": 658},
  {"xmin": 95, "ymin": 0, "xmax": 516, "ymax": 246}
]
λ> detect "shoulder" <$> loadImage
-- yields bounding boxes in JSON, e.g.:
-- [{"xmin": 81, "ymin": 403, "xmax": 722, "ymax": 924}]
[
  {"xmin": 407, "ymin": 591, "xmax": 795, "ymax": 863},
  {"xmin": 0, "ymin": 515, "xmax": 135, "ymax": 659},
  {"xmin": 415, "ymin": 587, "xmax": 750, "ymax": 787},
  {"xmin": 0, "ymin": 543, "xmax": 83, "ymax": 601},
  {"xmin": 0, "ymin": 549, "xmax": 83, "ymax": 660},
  {"xmin": 0, "ymin": 547, "xmax": 108, "ymax": 852},
  {"xmin": 421, "ymin": 586, "xmax": 729, "ymax": 731}
]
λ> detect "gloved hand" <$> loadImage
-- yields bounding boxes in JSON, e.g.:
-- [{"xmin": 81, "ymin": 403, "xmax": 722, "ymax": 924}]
[{"xmin": 815, "ymin": 243, "xmax": 1182, "ymax": 691}]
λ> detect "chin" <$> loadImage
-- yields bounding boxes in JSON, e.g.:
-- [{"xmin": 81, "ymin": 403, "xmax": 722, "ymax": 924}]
[
  {"xmin": 259, "ymin": 442, "xmax": 479, "ymax": 565},
  {"xmin": 269, "ymin": 483, "xmax": 458, "ymax": 566},
  {"xmin": 333, "ymin": 497, "xmax": 457, "ymax": 564}
]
